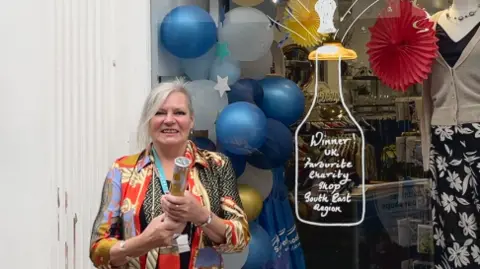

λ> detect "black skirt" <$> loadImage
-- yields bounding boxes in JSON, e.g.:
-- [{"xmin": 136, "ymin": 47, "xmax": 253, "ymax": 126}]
[{"xmin": 430, "ymin": 124, "xmax": 480, "ymax": 269}]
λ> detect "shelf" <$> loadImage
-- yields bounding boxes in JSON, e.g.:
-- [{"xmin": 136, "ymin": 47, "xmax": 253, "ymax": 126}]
[
  {"xmin": 344, "ymin": 75, "xmax": 378, "ymax": 81},
  {"xmin": 353, "ymin": 103, "xmax": 395, "ymax": 107},
  {"xmin": 285, "ymin": 60, "xmax": 312, "ymax": 68}
]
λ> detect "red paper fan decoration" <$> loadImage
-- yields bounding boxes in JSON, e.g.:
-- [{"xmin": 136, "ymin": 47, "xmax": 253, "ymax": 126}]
[{"xmin": 366, "ymin": 0, "xmax": 438, "ymax": 92}]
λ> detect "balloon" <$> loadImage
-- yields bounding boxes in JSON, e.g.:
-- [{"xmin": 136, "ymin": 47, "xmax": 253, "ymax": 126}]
[
  {"xmin": 238, "ymin": 184, "xmax": 264, "ymax": 221},
  {"xmin": 247, "ymin": 118, "xmax": 293, "ymax": 169},
  {"xmin": 160, "ymin": 5, "xmax": 217, "ymax": 59},
  {"xmin": 243, "ymin": 222, "xmax": 273, "ymax": 269},
  {"xmin": 222, "ymin": 244, "xmax": 249, "ymax": 269},
  {"xmin": 218, "ymin": 7, "xmax": 274, "ymax": 61},
  {"xmin": 195, "ymin": 247, "xmax": 222, "ymax": 267},
  {"xmin": 237, "ymin": 163, "xmax": 273, "ymax": 200},
  {"xmin": 191, "ymin": 136, "xmax": 216, "ymax": 151},
  {"xmin": 209, "ymin": 57, "xmax": 241, "ymax": 85},
  {"xmin": 233, "ymin": 0, "xmax": 264, "ymax": 6},
  {"xmin": 185, "ymin": 80, "xmax": 229, "ymax": 142},
  {"xmin": 227, "ymin": 78, "xmax": 264, "ymax": 106},
  {"xmin": 219, "ymin": 147, "xmax": 247, "ymax": 177},
  {"xmin": 240, "ymin": 51, "xmax": 273, "ymax": 80},
  {"xmin": 180, "ymin": 46, "xmax": 216, "ymax": 80},
  {"xmin": 298, "ymin": 201, "xmax": 310, "ymax": 219},
  {"xmin": 259, "ymin": 77, "xmax": 306, "ymax": 126},
  {"xmin": 216, "ymin": 102, "xmax": 267, "ymax": 155}
]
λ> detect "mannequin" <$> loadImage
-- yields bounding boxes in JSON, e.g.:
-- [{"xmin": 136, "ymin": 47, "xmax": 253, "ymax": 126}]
[
  {"xmin": 420, "ymin": 0, "xmax": 480, "ymax": 268},
  {"xmin": 437, "ymin": 0, "xmax": 480, "ymax": 42}
]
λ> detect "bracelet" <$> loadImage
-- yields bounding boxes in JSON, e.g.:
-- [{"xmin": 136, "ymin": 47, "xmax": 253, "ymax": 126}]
[{"xmin": 195, "ymin": 211, "xmax": 212, "ymax": 227}]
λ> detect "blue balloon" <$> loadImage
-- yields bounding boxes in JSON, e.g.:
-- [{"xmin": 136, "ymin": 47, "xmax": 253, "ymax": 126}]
[
  {"xmin": 218, "ymin": 147, "xmax": 247, "ymax": 177},
  {"xmin": 227, "ymin": 79, "xmax": 264, "ymax": 106},
  {"xmin": 259, "ymin": 77, "xmax": 305, "ymax": 126},
  {"xmin": 191, "ymin": 137, "xmax": 216, "ymax": 151},
  {"xmin": 243, "ymin": 222, "xmax": 273, "ymax": 269},
  {"xmin": 247, "ymin": 118, "xmax": 293, "ymax": 169},
  {"xmin": 216, "ymin": 102, "xmax": 267, "ymax": 155},
  {"xmin": 227, "ymin": 153, "xmax": 247, "ymax": 177},
  {"xmin": 209, "ymin": 57, "xmax": 241, "ymax": 85},
  {"xmin": 160, "ymin": 6, "xmax": 217, "ymax": 59}
]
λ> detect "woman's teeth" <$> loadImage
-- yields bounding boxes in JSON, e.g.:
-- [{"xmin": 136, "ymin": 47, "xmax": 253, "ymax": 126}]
[{"xmin": 162, "ymin": 129, "xmax": 178, "ymax": 133}]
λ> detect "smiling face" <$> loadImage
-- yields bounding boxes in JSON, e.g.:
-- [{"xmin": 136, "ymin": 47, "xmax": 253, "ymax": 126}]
[{"xmin": 149, "ymin": 91, "xmax": 194, "ymax": 147}]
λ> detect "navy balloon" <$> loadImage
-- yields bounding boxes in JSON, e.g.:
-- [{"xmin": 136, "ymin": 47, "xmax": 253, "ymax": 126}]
[
  {"xmin": 247, "ymin": 118, "xmax": 293, "ymax": 169},
  {"xmin": 221, "ymin": 149, "xmax": 247, "ymax": 177},
  {"xmin": 191, "ymin": 137, "xmax": 216, "ymax": 151},
  {"xmin": 216, "ymin": 102, "xmax": 267, "ymax": 155},
  {"xmin": 227, "ymin": 79, "xmax": 264, "ymax": 106},
  {"xmin": 160, "ymin": 6, "xmax": 217, "ymax": 59},
  {"xmin": 242, "ymin": 222, "xmax": 273, "ymax": 269},
  {"xmin": 259, "ymin": 77, "xmax": 305, "ymax": 126}
]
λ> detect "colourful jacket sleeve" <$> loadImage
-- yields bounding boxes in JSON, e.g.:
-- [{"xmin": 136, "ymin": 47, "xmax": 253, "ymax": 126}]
[
  {"xmin": 212, "ymin": 156, "xmax": 251, "ymax": 253},
  {"xmin": 89, "ymin": 162, "xmax": 123, "ymax": 268}
]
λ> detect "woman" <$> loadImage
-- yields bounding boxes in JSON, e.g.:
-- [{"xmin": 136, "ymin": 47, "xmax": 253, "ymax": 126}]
[{"xmin": 89, "ymin": 78, "xmax": 250, "ymax": 269}]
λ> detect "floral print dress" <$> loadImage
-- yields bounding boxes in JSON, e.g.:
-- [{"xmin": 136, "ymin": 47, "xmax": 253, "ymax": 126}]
[{"xmin": 431, "ymin": 124, "xmax": 480, "ymax": 269}]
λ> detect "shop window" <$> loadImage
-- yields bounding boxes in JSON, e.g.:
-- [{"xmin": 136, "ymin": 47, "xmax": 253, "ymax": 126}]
[{"xmin": 149, "ymin": 0, "xmax": 461, "ymax": 268}]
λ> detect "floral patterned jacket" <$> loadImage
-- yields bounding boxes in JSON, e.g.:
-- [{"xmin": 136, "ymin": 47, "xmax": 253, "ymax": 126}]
[{"xmin": 89, "ymin": 141, "xmax": 250, "ymax": 269}]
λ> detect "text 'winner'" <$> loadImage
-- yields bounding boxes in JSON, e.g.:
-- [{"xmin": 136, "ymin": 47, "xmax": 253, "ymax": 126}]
[{"xmin": 301, "ymin": 131, "xmax": 357, "ymax": 218}]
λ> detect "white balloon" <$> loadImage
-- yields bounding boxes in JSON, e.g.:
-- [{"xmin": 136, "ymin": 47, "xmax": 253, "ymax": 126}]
[
  {"xmin": 180, "ymin": 46, "xmax": 216, "ymax": 80},
  {"xmin": 237, "ymin": 164, "xmax": 273, "ymax": 200},
  {"xmin": 240, "ymin": 50, "xmax": 272, "ymax": 80},
  {"xmin": 219, "ymin": 7, "xmax": 274, "ymax": 61},
  {"xmin": 185, "ymin": 80, "xmax": 228, "ymax": 142},
  {"xmin": 221, "ymin": 244, "xmax": 249, "ymax": 269}
]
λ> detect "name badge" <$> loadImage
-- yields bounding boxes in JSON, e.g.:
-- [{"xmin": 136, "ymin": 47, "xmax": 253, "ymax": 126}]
[{"xmin": 176, "ymin": 234, "xmax": 190, "ymax": 253}]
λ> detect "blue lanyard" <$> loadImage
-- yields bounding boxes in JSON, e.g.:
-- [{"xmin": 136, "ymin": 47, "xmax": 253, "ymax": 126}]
[{"xmin": 152, "ymin": 148, "xmax": 170, "ymax": 194}]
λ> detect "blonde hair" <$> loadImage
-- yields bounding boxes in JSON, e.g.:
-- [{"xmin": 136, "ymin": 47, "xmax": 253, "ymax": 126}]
[{"xmin": 137, "ymin": 78, "xmax": 194, "ymax": 149}]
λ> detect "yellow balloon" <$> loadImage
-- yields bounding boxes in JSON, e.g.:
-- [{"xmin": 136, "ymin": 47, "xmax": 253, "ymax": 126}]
[
  {"xmin": 288, "ymin": 197, "xmax": 309, "ymax": 219},
  {"xmin": 232, "ymin": 0, "xmax": 264, "ymax": 7},
  {"xmin": 238, "ymin": 184, "xmax": 264, "ymax": 221},
  {"xmin": 298, "ymin": 201, "xmax": 309, "ymax": 219}
]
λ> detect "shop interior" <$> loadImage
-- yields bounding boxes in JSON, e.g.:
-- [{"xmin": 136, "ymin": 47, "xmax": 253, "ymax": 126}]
[{"xmin": 279, "ymin": 0, "xmax": 441, "ymax": 267}]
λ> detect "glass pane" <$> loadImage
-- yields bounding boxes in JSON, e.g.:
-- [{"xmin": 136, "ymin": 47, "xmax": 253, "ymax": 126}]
[{"xmin": 150, "ymin": 0, "xmax": 457, "ymax": 268}]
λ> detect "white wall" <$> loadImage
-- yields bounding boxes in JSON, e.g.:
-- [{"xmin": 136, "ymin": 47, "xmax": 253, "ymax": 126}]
[
  {"xmin": 115, "ymin": 0, "xmax": 152, "ymax": 154},
  {"xmin": 0, "ymin": 0, "xmax": 151, "ymax": 268},
  {"xmin": 0, "ymin": 0, "xmax": 56, "ymax": 268}
]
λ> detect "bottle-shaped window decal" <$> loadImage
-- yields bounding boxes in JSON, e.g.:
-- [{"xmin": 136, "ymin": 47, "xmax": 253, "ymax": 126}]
[{"xmin": 294, "ymin": 0, "xmax": 366, "ymax": 227}]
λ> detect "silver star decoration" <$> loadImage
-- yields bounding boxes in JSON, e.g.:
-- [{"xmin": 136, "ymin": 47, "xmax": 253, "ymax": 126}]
[{"xmin": 214, "ymin": 75, "xmax": 231, "ymax": 97}]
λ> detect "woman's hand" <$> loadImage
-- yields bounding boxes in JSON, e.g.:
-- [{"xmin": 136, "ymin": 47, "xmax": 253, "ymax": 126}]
[
  {"xmin": 141, "ymin": 213, "xmax": 178, "ymax": 247},
  {"xmin": 161, "ymin": 191, "xmax": 209, "ymax": 225},
  {"xmin": 164, "ymin": 217, "xmax": 187, "ymax": 234},
  {"xmin": 108, "ymin": 213, "xmax": 187, "ymax": 266},
  {"xmin": 109, "ymin": 242, "xmax": 130, "ymax": 268}
]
